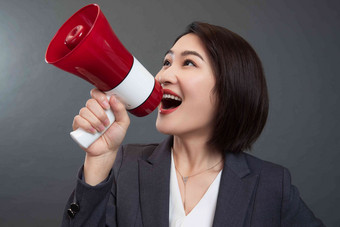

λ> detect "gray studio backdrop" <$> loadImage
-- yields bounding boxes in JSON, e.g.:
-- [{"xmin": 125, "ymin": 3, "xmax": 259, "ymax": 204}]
[{"xmin": 0, "ymin": 0, "xmax": 339, "ymax": 226}]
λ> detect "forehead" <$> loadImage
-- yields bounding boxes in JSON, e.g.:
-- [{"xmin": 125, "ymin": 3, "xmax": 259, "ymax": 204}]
[{"xmin": 169, "ymin": 33, "xmax": 208, "ymax": 57}]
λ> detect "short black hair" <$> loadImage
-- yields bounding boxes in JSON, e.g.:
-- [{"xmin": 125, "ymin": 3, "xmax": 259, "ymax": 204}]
[{"xmin": 175, "ymin": 22, "xmax": 269, "ymax": 153}]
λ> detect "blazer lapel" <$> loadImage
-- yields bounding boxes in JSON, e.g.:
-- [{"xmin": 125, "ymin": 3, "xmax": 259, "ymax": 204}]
[
  {"xmin": 138, "ymin": 137, "xmax": 172, "ymax": 227},
  {"xmin": 213, "ymin": 152, "xmax": 259, "ymax": 227}
]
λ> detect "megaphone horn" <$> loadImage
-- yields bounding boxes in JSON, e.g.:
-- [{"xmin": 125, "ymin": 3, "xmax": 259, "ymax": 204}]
[{"xmin": 45, "ymin": 4, "xmax": 162, "ymax": 148}]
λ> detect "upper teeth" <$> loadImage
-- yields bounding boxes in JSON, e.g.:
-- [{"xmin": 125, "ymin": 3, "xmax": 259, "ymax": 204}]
[{"xmin": 163, "ymin": 94, "xmax": 182, "ymax": 101}]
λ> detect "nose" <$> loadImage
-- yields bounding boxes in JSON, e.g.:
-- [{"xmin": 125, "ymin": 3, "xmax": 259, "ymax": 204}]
[{"xmin": 156, "ymin": 67, "xmax": 178, "ymax": 86}]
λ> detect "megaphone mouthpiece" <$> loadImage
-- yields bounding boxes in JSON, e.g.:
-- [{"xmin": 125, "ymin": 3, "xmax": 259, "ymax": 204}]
[{"xmin": 65, "ymin": 25, "xmax": 87, "ymax": 50}]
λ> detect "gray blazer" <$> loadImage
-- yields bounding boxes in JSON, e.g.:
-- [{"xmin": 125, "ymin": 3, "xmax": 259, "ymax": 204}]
[{"xmin": 62, "ymin": 136, "xmax": 324, "ymax": 227}]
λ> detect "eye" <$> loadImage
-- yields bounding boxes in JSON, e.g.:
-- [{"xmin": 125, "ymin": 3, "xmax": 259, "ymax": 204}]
[
  {"xmin": 163, "ymin": 59, "xmax": 171, "ymax": 67},
  {"xmin": 183, "ymin": 59, "xmax": 196, "ymax": 67}
]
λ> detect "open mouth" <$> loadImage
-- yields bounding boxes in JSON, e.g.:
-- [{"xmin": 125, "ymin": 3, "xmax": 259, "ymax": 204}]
[
  {"xmin": 160, "ymin": 89, "xmax": 182, "ymax": 113},
  {"xmin": 162, "ymin": 93, "xmax": 182, "ymax": 109}
]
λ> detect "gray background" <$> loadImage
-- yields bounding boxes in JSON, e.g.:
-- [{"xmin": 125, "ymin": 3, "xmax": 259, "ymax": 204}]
[{"xmin": 0, "ymin": 0, "xmax": 339, "ymax": 226}]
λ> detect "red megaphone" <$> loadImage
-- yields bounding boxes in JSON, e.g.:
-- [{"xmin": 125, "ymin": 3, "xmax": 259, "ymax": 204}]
[{"xmin": 45, "ymin": 4, "xmax": 162, "ymax": 148}]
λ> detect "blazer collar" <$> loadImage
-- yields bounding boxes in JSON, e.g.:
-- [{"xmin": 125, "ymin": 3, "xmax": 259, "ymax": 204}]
[
  {"xmin": 138, "ymin": 136, "xmax": 172, "ymax": 227},
  {"xmin": 138, "ymin": 136, "xmax": 259, "ymax": 227},
  {"xmin": 213, "ymin": 152, "xmax": 259, "ymax": 227}
]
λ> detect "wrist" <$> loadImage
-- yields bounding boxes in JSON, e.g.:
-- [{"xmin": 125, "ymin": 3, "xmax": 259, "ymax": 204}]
[{"xmin": 84, "ymin": 151, "xmax": 117, "ymax": 186}]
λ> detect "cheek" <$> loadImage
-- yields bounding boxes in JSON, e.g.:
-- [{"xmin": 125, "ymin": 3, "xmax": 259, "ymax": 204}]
[
  {"xmin": 186, "ymin": 77, "xmax": 216, "ymax": 117},
  {"xmin": 184, "ymin": 91, "xmax": 216, "ymax": 125},
  {"xmin": 188, "ymin": 76, "xmax": 215, "ymax": 103}
]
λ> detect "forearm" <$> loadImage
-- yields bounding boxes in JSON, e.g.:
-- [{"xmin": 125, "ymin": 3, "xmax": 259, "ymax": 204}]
[
  {"xmin": 61, "ymin": 167, "xmax": 116, "ymax": 227},
  {"xmin": 62, "ymin": 145, "xmax": 124, "ymax": 227}
]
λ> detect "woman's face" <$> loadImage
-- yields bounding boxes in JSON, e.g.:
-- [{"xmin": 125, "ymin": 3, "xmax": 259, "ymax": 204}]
[{"xmin": 155, "ymin": 33, "xmax": 217, "ymax": 139}]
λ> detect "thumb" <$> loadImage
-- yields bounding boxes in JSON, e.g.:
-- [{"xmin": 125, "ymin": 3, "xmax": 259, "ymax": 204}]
[{"xmin": 109, "ymin": 96, "xmax": 130, "ymax": 130}]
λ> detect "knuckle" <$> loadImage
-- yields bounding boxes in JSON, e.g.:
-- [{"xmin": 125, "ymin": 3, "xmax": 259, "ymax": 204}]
[
  {"xmin": 85, "ymin": 99, "xmax": 96, "ymax": 108},
  {"xmin": 91, "ymin": 89, "xmax": 106, "ymax": 101},
  {"xmin": 99, "ymin": 110, "xmax": 108, "ymax": 120},
  {"xmin": 79, "ymin": 107, "xmax": 87, "ymax": 115},
  {"xmin": 98, "ymin": 96, "xmax": 107, "ymax": 103},
  {"xmin": 90, "ymin": 88, "xmax": 96, "ymax": 97},
  {"xmin": 72, "ymin": 115, "xmax": 81, "ymax": 127},
  {"xmin": 117, "ymin": 102, "xmax": 125, "ymax": 111},
  {"xmin": 73, "ymin": 115, "xmax": 80, "ymax": 121}
]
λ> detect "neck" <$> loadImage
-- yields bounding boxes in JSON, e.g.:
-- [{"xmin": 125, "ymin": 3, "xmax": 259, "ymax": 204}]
[{"xmin": 173, "ymin": 135, "xmax": 223, "ymax": 176}]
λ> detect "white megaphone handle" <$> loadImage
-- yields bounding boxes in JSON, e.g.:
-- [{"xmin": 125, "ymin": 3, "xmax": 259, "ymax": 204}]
[{"xmin": 70, "ymin": 95, "xmax": 115, "ymax": 149}]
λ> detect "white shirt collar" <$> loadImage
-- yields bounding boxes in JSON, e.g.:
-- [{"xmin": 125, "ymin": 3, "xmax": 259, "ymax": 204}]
[{"xmin": 169, "ymin": 149, "xmax": 222, "ymax": 227}]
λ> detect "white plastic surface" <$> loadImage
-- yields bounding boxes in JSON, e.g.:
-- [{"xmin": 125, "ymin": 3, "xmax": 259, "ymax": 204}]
[
  {"xmin": 70, "ymin": 103, "xmax": 115, "ymax": 149},
  {"xmin": 105, "ymin": 57, "xmax": 155, "ymax": 110}
]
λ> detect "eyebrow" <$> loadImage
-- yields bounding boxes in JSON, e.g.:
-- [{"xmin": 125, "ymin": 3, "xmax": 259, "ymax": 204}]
[{"xmin": 164, "ymin": 50, "xmax": 205, "ymax": 61}]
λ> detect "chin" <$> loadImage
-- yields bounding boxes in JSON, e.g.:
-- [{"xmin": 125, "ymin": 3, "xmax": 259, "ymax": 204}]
[
  {"xmin": 156, "ymin": 118, "xmax": 175, "ymax": 136},
  {"xmin": 155, "ymin": 120, "xmax": 167, "ymax": 134}
]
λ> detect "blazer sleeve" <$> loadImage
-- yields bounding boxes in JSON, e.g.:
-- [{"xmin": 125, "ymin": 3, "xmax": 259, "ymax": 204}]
[
  {"xmin": 61, "ymin": 146, "xmax": 124, "ymax": 227},
  {"xmin": 280, "ymin": 168, "xmax": 325, "ymax": 227}
]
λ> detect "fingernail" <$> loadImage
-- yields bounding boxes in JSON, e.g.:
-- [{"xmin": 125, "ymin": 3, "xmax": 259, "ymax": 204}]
[
  {"xmin": 103, "ymin": 101, "xmax": 110, "ymax": 109},
  {"xmin": 98, "ymin": 125, "xmax": 106, "ymax": 132},
  {"xmin": 104, "ymin": 119, "xmax": 110, "ymax": 127},
  {"xmin": 114, "ymin": 96, "xmax": 120, "ymax": 103},
  {"xmin": 89, "ymin": 128, "xmax": 97, "ymax": 134}
]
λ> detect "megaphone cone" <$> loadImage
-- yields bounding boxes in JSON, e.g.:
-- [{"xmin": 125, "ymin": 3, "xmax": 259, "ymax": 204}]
[{"xmin": 45, "ymin": 4, "xmax": 162, "ymax": 148}]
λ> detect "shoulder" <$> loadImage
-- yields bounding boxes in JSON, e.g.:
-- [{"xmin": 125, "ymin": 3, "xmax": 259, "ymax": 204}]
[
  {"xmin": 234, "ymin": 154, "xmax": 324, "ymax": 225},
  {"xmin": 243, "ymin": 152, "xmax": 288, "ymax": 178},
  {"xmin": 241, "ymin": 152, "xmax": 292, "ymax": 194},
  {"xmin": 241, "ymin": 152, "xmax": 296, "ymax": 203}
]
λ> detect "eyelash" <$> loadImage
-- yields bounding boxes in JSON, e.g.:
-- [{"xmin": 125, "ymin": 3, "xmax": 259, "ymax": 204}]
[
  {"xmin": 162, "ymin": 59, "xmax": 196, "ymax": 67},
  {"xmin": 163, "ymin": 59, "xmax": 171, "ymax": 66},
  {"xmin": 183, "ymin": 59, "xmax": 196, "ymax": 67}
]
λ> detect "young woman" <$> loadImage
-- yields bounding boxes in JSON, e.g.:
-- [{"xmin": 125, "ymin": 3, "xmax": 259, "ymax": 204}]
[{"xmin": 62, "ymin": 22, "xmax": 324, "ymax": 226}]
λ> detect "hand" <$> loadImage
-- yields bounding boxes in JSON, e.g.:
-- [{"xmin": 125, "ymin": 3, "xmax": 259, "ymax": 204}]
[
  {"xmin": 72, "ymin": 88, "xmax": 130, "ymax": 185},
  {"xmin": 73, "ymin": 88, "xmax": 130, "ymax": 156}
]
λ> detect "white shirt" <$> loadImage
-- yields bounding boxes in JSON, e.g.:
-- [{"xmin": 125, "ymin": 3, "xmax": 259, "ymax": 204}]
[{"xmin": 169, "ymin": 151, "xmax": 222, "ymax": 227}]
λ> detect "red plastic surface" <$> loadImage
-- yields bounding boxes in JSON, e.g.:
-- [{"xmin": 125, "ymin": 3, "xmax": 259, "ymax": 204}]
[{"xmin": 45, "ymin": 4, "xmax": 133, "ymax": 91}]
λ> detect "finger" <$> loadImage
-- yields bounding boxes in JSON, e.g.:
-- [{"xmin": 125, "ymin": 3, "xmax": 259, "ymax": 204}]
[
  {"xmin": 79, "ymin": 107, "xmax": 106, "ymax": 132},
  {"xmin": 109, "ymin": 96, "xmax": 130, "ymax": 129},
  {"xmin": 90, "ymin": 88, "xmax": 110, "ymax": 110},
  {"xmin": 86, "ymin": 99, "xmax": 110, "ymax": 127},
  {"xmin": 73, "ymin": 115, "xmax": 97, "ymax": 134}
]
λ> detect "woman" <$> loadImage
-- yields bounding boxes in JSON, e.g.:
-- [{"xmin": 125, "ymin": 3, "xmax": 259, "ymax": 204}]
[{"xmin": 62, "ymin": 22, "xmax": 324, "ymax": 226}]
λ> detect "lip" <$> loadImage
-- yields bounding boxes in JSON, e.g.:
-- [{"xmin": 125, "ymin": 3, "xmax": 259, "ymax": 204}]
[
  {"xmin": 162, "ymin": 89, "xmax": 181, "ymax": 98},
  {"xmin": 159, "ymin": 89, "xmax": 181, "ymax": 114}
]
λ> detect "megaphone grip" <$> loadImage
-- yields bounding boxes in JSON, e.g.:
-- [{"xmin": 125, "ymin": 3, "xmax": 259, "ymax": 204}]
[{"xmin": 70, "ymin": 103, "xmax": 115, "ymax": 149}]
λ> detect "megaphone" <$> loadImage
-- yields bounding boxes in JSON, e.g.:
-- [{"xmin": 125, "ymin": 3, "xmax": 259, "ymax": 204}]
[{"xmin": 45, "ymin": 4, "xmax": 162, "ymax": 148}]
